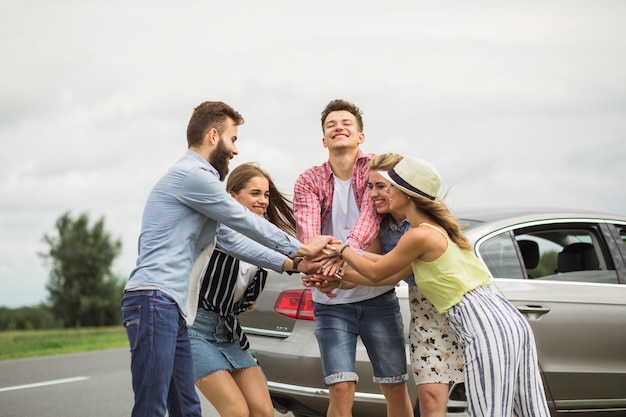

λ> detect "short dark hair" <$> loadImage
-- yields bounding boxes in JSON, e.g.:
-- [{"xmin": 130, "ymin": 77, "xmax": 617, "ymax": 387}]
[
  {"xmin": 187, "ymin": 101, "xmax": 244, "ymax": 147},
  {"xmin": 320, "ymin": 99, "xmax": 363, "ymax": 132}
]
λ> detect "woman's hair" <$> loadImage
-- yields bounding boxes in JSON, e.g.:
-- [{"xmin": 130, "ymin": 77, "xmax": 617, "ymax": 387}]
[
  {"xmin": 226, "ymin": 163, "xmax": 296, "ymax": 237},
  {"xmin": 409, "ymin": 195, "xmax": 472, "ymax": 250},
  {"xmin": 369, "ymin": 153, "xmax": 403, "ymax": 171},
  {"xmin": 371, "ymin": 152, "xmax": 470, "ymax": 248},
  {"xmin": 320, "ymin": 99, "xmax": 364, "ymax": 132}
]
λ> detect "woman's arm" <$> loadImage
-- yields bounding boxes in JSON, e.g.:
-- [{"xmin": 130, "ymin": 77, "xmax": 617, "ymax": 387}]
[
  {"xmin": 336, "ymin": 228, "xmax": 424, "ymax": 283},
  {"xmin": 302, "ymin": 260, "xmax": 413, "ymax": 292},
  {"xmin": 341, "ymin": 264, "xmax": 413, "ymax": 286}
]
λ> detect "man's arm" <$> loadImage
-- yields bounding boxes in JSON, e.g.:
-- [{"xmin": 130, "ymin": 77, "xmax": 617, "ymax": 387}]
[
  {"xmin": 293, "ymin": 171, "xmax": 323, "ymax": 244},
  {"xmin": 216, "ymin": 225, "xmax": 289, "ymax": 272},
  {"xmin": 344, "ymin": 190, "xmax": 380, "ymax": 250},
  {"xmin": 182, "ymin": 167, "xmax": 329, "ymax": 258},
  {"xmin": 344, "ymin": 155, "xmax": 381, "ymax": 250}
]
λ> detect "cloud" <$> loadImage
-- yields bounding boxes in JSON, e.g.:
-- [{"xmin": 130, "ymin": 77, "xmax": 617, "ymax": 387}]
[{"xmin": 1, "ymin": 0, "xmax": 625, "ymax": 307}]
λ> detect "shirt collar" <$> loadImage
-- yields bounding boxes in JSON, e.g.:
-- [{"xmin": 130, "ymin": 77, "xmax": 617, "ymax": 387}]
[
  {"xmin": 388, "ymin": 216, "xmax": 411, "ymax": 232},
  {"xmin": 186, "ymin": 149, "xmax": 220, "ymax": 178}
]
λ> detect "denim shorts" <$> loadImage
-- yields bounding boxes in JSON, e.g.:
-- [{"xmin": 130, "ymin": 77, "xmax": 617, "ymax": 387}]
[
  {"xmin": 188, "ymin": 309, "xmax": 258, "ymax": 381},
  {"xmin": 314, "ymin": 289, "xmax": 408, "ymax": 386}
]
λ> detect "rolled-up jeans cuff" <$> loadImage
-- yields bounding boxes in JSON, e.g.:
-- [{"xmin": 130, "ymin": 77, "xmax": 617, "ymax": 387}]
[
  {"xmin": 324, "ymin": 371, "xmax": 359, "ymax": 386},
  {"xmin": 374, "ymin": 373, "xmax": 409, "ymax": 384}
]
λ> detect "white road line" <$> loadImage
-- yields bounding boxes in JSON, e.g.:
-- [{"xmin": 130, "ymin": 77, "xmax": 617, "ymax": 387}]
[{"xmin": 0, "ymin": 376, "xmax": 89, "ymax": 393}]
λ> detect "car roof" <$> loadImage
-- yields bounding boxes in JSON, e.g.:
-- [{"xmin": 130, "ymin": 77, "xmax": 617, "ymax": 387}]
[{"xmin": 454, "ymin": 206, "xmax": 626, "ymax": 238}]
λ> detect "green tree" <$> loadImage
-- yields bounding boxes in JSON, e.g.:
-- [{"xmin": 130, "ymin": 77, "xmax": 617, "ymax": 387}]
[
  {"xmin": 39, "ymin": 211, "xmax": 124, "ymax": 328},
  {"xmin": 0, "ymin": 304, "xmax": 58, "ymax": 331},
  {"xmin": 529, "ymin": 250, "xmax": 558, "ymax": 278}
]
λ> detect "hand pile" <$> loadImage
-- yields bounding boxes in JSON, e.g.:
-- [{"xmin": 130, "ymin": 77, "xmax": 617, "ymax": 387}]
[{"xmin": 301, "ymin": 238, "xmax": 346, "ymax": 298}]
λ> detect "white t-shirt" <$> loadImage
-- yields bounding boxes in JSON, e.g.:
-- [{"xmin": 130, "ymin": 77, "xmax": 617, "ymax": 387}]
[
  {"xmin": 233, "ymin": 260, "xmax": 259, "ymax": 302},
  {"xmin": 322, "ymin": 177, "xmax": 359, "ymax": 240},
  {"xmin": 315, "ymin": 177, "xmax": 394, "ymax": 304}
]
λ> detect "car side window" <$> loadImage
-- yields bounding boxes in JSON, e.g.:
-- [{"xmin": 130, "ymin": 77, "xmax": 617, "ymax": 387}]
[
  {"xmin": 514, "ymin": 226, "xmax": 619, "ymax": 284},
  {"xmin": 477, "ymin": 232, "xmax": 526, "ymax": 279}
]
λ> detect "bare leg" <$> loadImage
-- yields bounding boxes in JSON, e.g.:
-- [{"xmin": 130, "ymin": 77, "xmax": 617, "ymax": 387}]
[
  {"xmin": 417, "ymin": 383, "xmax": 449, "ymax": 417},
  {"xmin": 231, "ymin": 367, "xmax": 275, "ymax": 417},
  {"xmin": 380, "ymin": 383, "xmax": 413, "ymax": 417},
  {"xmin": 195, "ymin": 370, "xmax": 249, "ymax": 417},
  {"xmin": 327, "ymin": 381, "xmax": 356, "ymax": 417}
]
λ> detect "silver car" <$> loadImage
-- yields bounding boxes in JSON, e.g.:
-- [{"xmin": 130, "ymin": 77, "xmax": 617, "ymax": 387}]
[{"xmin": 240, "ymin": 209, "xmax": 626, "ymax": 417}]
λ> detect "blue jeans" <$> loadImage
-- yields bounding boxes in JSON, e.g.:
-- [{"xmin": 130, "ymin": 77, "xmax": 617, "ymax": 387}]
[
  {"xmin": 314, "ymin": 289, "xmax": 408, "ymax": 386},
  {"xmin": 121, "ymin": 290, "xmax": 202, "ymax": 417}
]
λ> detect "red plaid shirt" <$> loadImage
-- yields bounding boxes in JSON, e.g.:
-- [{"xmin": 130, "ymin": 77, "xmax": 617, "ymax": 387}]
[{"xmin": 294, "ymin": 150, "xmax": 381, "ymax": 249}]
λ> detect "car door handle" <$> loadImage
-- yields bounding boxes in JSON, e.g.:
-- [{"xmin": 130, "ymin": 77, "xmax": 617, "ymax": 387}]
[{"xmin": 516, "ymin": 305, "xmax": 551, "ymax": 319}]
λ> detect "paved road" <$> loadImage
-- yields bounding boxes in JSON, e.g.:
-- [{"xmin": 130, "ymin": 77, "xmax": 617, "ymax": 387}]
[{"xmin": 0, "ymin": 348, "xmax": 294, "ymax": 417}]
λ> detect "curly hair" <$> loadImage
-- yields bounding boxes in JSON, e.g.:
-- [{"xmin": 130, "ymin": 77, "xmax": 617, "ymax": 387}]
[
  {"xmin": 226, "ymin": 163, "xmax": 296, "ymax": 237},
  {"xmin": 320, "ymin": 99, "xmax": 364, "ymax": 132},
  {"xmin": 187, "ymin": 101, "xmax": 245, "ymax": 148}
]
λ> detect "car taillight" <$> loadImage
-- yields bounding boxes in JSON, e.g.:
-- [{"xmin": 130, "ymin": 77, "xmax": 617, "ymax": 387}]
[{"xmin": 273, "ymin": 289, "xmax": 315, "ymax": 320}]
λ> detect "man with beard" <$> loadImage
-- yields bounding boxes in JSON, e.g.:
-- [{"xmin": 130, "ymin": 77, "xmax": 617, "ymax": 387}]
[{"xmin": 122, "ymin": 101, "xmax": 332, "ymax": 417}]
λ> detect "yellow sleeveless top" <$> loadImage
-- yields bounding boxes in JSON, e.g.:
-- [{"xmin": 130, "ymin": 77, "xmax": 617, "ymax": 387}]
[{"xmin": 411, "ymin": 223, "xmax": 492, "ymax": 314}]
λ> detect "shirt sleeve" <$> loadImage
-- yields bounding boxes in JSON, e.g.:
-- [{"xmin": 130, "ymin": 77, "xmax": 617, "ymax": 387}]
[
  {"xmin": 344, "ymin": 185, "xmax": 381, "ymax": 250},
  {"xmin": 293, "ymin": 170, "xmax": 323, "ymax": 244},
  {"xmin": 181, "ymin": 166, "xmax": 300, "ymax": 257},
  {"xmin": 216, "ymin": 225, "xmax": 288, "ymax": 272}
]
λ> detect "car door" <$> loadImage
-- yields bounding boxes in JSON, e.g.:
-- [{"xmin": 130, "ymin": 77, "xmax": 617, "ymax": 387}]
[{"xmin": 473, "ymin": 219, "xmax": 626, "ymax": 414}]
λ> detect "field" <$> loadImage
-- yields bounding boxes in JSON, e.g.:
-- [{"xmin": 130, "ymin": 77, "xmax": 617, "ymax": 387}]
[{"xmin": 0, "ymin": 326, "xmax": 128, "ymax": 360}]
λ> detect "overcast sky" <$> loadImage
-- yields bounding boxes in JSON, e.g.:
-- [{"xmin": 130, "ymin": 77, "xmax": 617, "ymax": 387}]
[{"xmin": 1, "ymin": 1, "xmax": 625, "ymax": 308}]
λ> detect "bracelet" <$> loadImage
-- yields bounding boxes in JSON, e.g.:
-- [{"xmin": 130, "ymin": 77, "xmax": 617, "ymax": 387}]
[
  {"xmin": 291, "ymin": 257, "xmax": 303, "ymax": 273},
  {"xmin": 339, "ymin": 244, "xmax": 350, "ymax": 259}
]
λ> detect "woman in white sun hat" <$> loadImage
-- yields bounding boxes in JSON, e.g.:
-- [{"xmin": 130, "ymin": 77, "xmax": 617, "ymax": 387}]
[
  {"xmin": 305, "ymin": 153, "xmax": 464, "ymax": 417},
  {"xmin": 323, "ymin": 156, "xmax": 550, "ymax": 417}
]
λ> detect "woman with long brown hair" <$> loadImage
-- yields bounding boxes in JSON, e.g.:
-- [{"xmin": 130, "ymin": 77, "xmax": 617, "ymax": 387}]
[{"xmin": 189, "ymin": 162, "xmax": 304, "ymax": 417}]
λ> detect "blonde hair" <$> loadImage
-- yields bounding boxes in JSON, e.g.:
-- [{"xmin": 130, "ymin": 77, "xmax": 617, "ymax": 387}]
[
  {"xmin": 409, "ymin": 195, "xmax": 472, "ymax": 250},
  {"xmin": 368, "ymin": 153, "xmax": 403, "ymax": 171},
  {"xmin": 372, "ymin": 152, "xmax": 471, "ymax": 249}
]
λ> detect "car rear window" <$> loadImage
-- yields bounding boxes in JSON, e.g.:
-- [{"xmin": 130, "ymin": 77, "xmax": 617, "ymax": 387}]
[{"xmin": 476, "ymin": 222, "xmax": 621, "ymax": 285}]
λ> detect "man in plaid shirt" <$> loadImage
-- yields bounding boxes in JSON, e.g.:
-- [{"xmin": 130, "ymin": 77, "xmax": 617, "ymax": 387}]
[{"xmin": 293, "ymin": 99, "xmax": 413, "ymax": 417}]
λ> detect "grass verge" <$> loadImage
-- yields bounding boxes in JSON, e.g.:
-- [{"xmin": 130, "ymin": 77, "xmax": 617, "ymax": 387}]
[{"xmin": 0, "ymin": 326, "xmax": 128, "ymax": 361}]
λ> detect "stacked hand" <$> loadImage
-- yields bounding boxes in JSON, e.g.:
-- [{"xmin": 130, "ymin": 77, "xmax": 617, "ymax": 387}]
[
  {"xmin": 302, "ymin": 274, "xmax": 342, "ymax": 298},
  {"xmin": 307, "ymin": 239, "xmax": 347, "ymax": 276},
  {"xmin": 301, "ymin": 238, "xmax": 350, "ymax": 298},
  {"xmin": 300, "ymin": 235, "xmax": 337, "ymax": 258}
]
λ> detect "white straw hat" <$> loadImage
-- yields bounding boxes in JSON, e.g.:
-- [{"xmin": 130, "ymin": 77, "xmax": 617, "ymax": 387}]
[{"xmin": 380, "ymin": 157, "xmax": 441, "ymax": 200}]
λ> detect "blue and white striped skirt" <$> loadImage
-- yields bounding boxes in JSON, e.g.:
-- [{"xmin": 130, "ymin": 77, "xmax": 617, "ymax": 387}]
[{"xmin": 446, "ymin": 285, "xmax": 551, "ymax": 417}]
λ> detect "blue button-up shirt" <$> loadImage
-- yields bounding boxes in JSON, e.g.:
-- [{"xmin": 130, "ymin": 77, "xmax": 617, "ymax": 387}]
[
  {"xmin": 379, "ymin": 214, "xmax": 416, "ymax": 286},
  {"xmin": 216, "ymin": 225, "xmax": 289, "ymax": 270},
  {"xmin": 126, "ymin": 150, "xmax": 299, "ymax": 316}
]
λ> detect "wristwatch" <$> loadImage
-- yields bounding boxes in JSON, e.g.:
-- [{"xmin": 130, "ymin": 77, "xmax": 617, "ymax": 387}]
[{"xmin": 292, "ymin": 257, "xmax": 303, "ymax": 273}]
